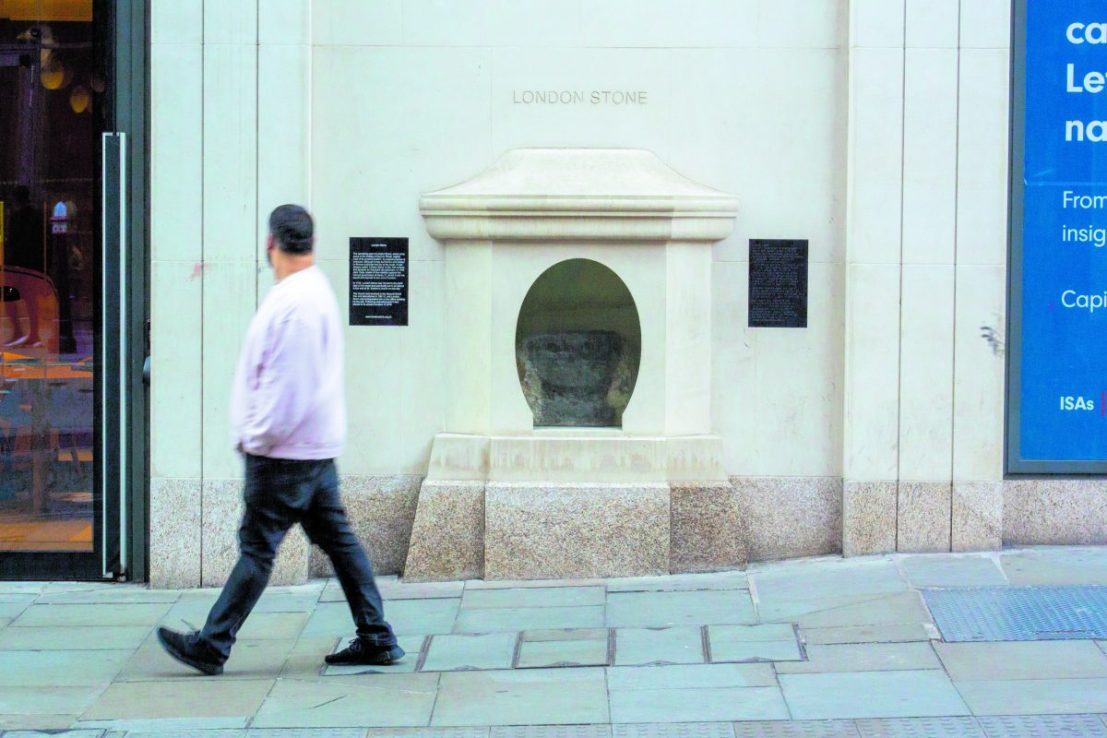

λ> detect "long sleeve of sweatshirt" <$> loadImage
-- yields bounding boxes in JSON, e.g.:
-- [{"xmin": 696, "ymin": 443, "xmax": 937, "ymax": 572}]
[{"xmin": 230, "ymin": 266, "xmax": 346, "ymax": 460}]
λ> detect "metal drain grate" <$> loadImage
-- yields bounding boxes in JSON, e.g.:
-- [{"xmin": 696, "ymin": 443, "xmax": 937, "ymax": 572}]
[{"xmin": 922, "ymin": 586, "xmax": 1107, "ymax": 642}]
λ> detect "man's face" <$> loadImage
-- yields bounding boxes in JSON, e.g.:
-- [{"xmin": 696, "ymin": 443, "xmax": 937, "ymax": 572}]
[{"xmin": 265, "ymin": 233, "xmax": 275, "ymax": 268}]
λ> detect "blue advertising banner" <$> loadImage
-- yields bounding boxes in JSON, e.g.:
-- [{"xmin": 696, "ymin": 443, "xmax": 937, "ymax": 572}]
[{"xmin": 1013, "ymin": 1, "xmax": 1107, "ymax": 469}]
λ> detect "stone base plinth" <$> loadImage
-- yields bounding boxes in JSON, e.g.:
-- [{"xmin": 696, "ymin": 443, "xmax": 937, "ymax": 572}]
[
  {"xmin": 1004, "ymin": 479, "xmax": 1107, "ymax": 545},
  {"xmin": 484, "ymin": 483, "xmax": 671, "ymax": 580},
  {"xmin": 403, "ymin": 480, "xmax": 485, "ymax": 582},
  {"xmin": 731, "ymin": 476, "xmax": 842, "ymax": 561},
  {"xmin": 843, "ymin": 480, "xmax": 897, "ymax": 556},
  {"xmin": 954, "ymin": 481, "xmax": 1002, "ymax": 551},
  {"xmin": 200, "ymin": 479, "xmax": 310, "ymax": 587},
  {"xmin": 897, "ymin": 482, "xmax": 952, "ymax": 553},
  {"xmin": 150, "ymin": 478, "xmax": 202, "ymax": 589},
  {"xmin": 670, "ymin": 483, "xmax": 747, "ymax": 573},
  {"xmin": 309, "ymin": 475, "xmax": 421, "ymax": 578}
]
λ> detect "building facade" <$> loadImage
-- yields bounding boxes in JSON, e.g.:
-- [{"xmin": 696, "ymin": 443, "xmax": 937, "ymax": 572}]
[{"xmin": 3, "ymin": 0, "xmax": 1098, "ymax": 586}]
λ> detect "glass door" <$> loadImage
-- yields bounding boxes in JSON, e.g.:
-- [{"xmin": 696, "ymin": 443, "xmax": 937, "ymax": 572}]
[{"xmin": 0, "ymin": 0, "xmax": 114, "ymax": 580}]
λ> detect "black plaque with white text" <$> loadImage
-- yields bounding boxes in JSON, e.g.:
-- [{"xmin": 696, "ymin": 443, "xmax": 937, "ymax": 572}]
[
  {"xmin": 748, "ymin": 239, "xmax": 808, "ymax": 328},
  {"xmin": 349, "ymin": 237, "xmax": 408, "ymax": 326}
]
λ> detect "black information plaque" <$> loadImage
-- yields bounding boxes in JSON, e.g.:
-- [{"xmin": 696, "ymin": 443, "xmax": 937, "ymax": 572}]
[
  {"xmin": 349, "ymin": 237, "xmax": 408, "ymax": 327},
  {"xmin": 748, "ymin": 239, "xmax": 808, "ymax": 328}
]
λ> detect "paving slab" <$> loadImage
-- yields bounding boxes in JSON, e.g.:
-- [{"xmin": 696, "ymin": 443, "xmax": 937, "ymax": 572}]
[
  {"xmin": 300, "ymin": 602, "xmax": 371, "ymax": 637},
  {"xmin": 77, "ymin": 716, "xmax": 251, "ymax": 731},
  {"xmin": 516, "ymin": 637, "xmax": 609, "ymax": 668},
  {"xmin": 119, "ymin": 637, "xmax": 296, "ymax": 681},
  {"xmin": 854, "ymin": 716, "xmax": 986, "ymax": 737},
  {"xmin": 614, "ymin": 627, "xmax": 704, "ymax": 666},
  {"xmin": 461, "ymin": 587, "xmax": 605, "ymax": 609},
  {"xmin": 779, "ymin": 670, "xmax": 970, "ymax": 720},
  {"xmin": 1000, "ymin": 548, "xmax": 1107, "ymax": 586},
  {"xmin": 707, "ymin": 625, "xmax": 802, "ymax": 663},
  {"xmin": 162, "ymin": 602, "xmax": 309, "ymax": 639},
  {"xmin": 320, "ymin": 579, "xmax": 354, "ymax": 602},
  {"xmin": 0, "ymin": 595, "xmax": 38, "ymax": 618},
  {"xmin": 113, "ymin": 730, "xmax": 249, "ymax": 738},
  {"xmin": 39, "ymin": 582, "xmax": 105, "ymax": 593},
  {"xmin": 0, "ymin": 685, "xmax": 106, "ymax": 717},
  {"xmin": 607, "ymin": 591, "xmax": 756, "ymax": 628},
  {"xmin": 799, "ymin": 624, "xmax": 933, "ymax": 646},
  {"xmin": 898, "ymin": 555, "xmax": 1008, "ymax": 588},
  {"xmin": 0, "ymin": 582, "xmax": 48, "ymax": 594},
  {"xmin": 303, "ymin": 599, "xmax": 458, "ymax": 638},
  {"xmin": 422, "ymin": 633, "xmax": 518, "ymax": 671},
  {"xmin": 606, "ymin": 571, "xmax": 748, "ymax": 592},
  {"xmin": 432, "ymin": 668, "xmax": 609, "ymax": 726},
  {"xmin": 11, "ymin": 602, "xmax": 174, "ymax": 628},
  {"xmin": 1, "ymin": 729, "xmax": 107, "ymax": 738},
  {"xmin": 710, "ymin": 639, "xmax": 802, "ymax": 662},
  {"xmin": 609, "ymin": 685, "xmax": 788, "ymax": 723},
  {"xmin": 612, "ymin": 724, "xmax": 733, "ymax": 738},
  {"xmin": 385, "ymin": 599, "xmax": 461, "ymax": 636},
  {"xmin": 0, "ymin": 649, "xmax": 132, "ymax": 686},
  {"xmin": 248, "ymin": 730, "xmax": 382, "ymax": 738},
  {"xmin": 955, "ymin": 677, "xmax": 1107, "ymax": 715},
  {"xmin": 776, "ymin": 642, "xmax": 941, "ymax": 674},
  {"xmin": 281, "ymin": 636, "xmax": 347, "ymax": 678},
  {"xmin": 464, "ymin": 578, "xmax": 606, "ymax": 591},
  {"xmin": 252, "ymin": 673, "xmax": 439, "ymax": 728},
  {"xmin": 976, "ymin": 713, "xmax": 1107, "ymax": 737},
  {"xmin": 379, "ymin": 580, "xmax": 466, "ymax": 601},
  {"xmin": 607, "ymin": 663, "xmax": 777, "ymax": 690},
  {"xmin": 493, "ymin": 726, "xmax": 608, "ymax": 738},
  {"xmin": 0, "ymin": 715, "xmax": 86, "ymax": 731},
  {"xmin": 454, "ymin": 606, "xmax": 604, "ymax": 634},
  {"xmin": 752, "ymin": 558, "xmax": 908, "ymax": 601},
  {"xmin": 248, "ymin": 593, "xmax": 326, "ymax": 614},
  {"xmin": 733, "ymin": 721, "xmax": 862, "ymax": 737},
  {"xmin": 79, "ymin": 678, "xmax": 274, "ymax": 724},
  {"xmin": 707, "ymin": 623, "xmax": 796, "ymax": 642},
  {"xmin": 369, "ymin": 729, "xmax": 489, "ymax": 738},
  {"xmin": 760, "ymin": 593, "xmax": 933, "ymax": 629},
  {"xmin": 0, "ymin": 625, "xmax": 152, "ymax": 651},
  {"xmin": 935, "ymin": 641, "xmax": 1107, "ymax": 681},
  {"xmin": 33, "ymin": 586, "xmax": 182, "ymax": 605},
  {"xmin": 523, "ymin": 628, "xmax": 609, "ymax": 642}
]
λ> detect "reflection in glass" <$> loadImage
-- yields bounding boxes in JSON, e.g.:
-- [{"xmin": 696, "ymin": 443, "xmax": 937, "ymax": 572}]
[{"xmin": 1, "ymin": 1, "xmax": 102, "ymax": 552}]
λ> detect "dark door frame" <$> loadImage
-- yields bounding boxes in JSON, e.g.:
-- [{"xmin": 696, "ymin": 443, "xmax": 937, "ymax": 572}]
[
  {"xmin": 114, "ymin": 0, "xmax": 148, "ymax": 582},
  {"xmin": 0, "ymin": 0, "xmax": 147, "ymax": 581}
]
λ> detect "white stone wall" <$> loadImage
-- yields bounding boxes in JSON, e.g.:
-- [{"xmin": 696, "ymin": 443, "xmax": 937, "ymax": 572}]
[
  {"xmin": 147, "ymin": 0, "xmax": 1021, "ymax": 584},
  {"xmin": 842, "ymin": 0, "xmax": 1010, "ymax": 556}
]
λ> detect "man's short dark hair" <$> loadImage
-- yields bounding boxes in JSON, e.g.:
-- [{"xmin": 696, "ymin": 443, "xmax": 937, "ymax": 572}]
[{"xmin": 268, "ymin": 204, "xmax": 314, "ymax": 254}]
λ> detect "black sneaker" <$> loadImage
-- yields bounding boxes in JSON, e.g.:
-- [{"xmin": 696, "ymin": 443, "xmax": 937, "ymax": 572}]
[
  {"xmin": 325, "ymin": 638, "xmax": 405, "ymax": 666},
  {"xmin": 156, "ymin": 627, "xmax": 224, "ymax": 676}
]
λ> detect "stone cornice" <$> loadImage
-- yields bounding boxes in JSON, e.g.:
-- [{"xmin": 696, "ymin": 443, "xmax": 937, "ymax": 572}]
[{"xmin": 420, "ymin": 148, "xmax": 739, "ymax": 242}]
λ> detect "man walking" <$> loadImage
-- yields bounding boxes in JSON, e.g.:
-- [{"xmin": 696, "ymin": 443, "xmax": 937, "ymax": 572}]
[{"xmin": 157, "ymin": 204, "xmax": 403, "ymax": 675}]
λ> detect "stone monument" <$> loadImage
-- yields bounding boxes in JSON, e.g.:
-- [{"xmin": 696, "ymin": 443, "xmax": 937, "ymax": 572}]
[{"xmin": 403, "ymin": 148, "xmax": 747, "ymax": 580}]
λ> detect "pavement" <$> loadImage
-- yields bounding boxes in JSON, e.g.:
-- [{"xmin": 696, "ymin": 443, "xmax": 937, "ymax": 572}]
[{"xmin": 3, "ymin": 547, "xmax": 1107, "ymax": 736}]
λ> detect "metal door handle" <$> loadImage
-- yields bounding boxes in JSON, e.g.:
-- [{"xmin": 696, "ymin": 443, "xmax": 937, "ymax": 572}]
[{"xmin": 101, "ymin": 131, "xmax": 127, "ymax": 578}]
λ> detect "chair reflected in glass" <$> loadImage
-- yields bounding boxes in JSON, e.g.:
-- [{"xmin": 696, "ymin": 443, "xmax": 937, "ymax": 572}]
[{"xmin": 0, "ymin": 265, "xmax": 92, "ymax": 551}]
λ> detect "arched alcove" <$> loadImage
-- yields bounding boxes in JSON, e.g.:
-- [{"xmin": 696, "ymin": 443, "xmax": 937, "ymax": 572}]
[{"xmin": 515, "ymin": 258, "xmax": 642, "ymax": 428}]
